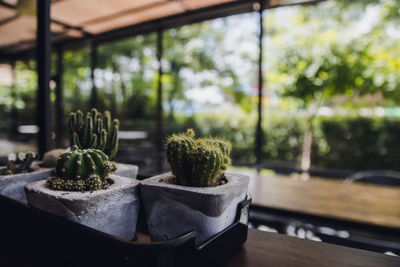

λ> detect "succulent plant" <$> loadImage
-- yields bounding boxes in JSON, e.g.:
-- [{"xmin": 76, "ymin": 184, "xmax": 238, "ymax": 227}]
[
  {"xmin": 166, "ymin": 129, "xmax": 231, "ymax": 187},
  {"xmin": 197, "ymin": 138, "xmax": 232, "ymax": 171},
  {"xmin": 46, "ymin": 146, "xmax": 116, "ymax": 191},
  {"xmin": 68, "ymin": 108, "xmax": 119, "ymax": 159},
  {"xmin": 166, "ymin": 129, "xmax": 196, "ymax": 186},
  {"xmin": 0, "ymin": 152, "xmax": 37, "ymax": 176}
]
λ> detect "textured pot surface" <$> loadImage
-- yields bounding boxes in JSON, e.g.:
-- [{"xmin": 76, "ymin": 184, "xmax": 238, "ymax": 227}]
[
  {"xmin": 25, "ymin": 175, "xmax": 140, "ymax": 240},
  {"xmin": 140, "ymin": 172, "xmax": 249, "ymax": 245},
  {"xmin": 115, "ymin": 163, "xmax": 139, "ymax": 179},
  {"xmin": 0, "ymin": 168, "xmax": 53, "ymax": 203}
]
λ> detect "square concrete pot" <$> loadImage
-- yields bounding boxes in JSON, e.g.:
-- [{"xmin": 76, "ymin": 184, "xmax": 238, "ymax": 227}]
[
  {"xmin": 140, "ymin": 172, "xmax": 249, "ymax": 245},
  {"xmin": 0, "ymin": 168, "xmax": 53, "ymax": 203},
  {"xmin": 24, "ymin": 174, "xmax": 140, "ymax": 240},
  {"xmin": 115, "ymin": 163, "xmax": 139, "ymax": 179}
]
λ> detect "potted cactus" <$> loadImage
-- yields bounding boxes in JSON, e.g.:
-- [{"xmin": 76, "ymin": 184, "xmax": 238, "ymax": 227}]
[
  {"xmin": 24, "ymin": 146, "xmax": 140, "ymax": 240},
  {"xmin": 67, "ymin": 108, "xmax": 138, "ymax": 179},
  {"xmin": 140, "ymin": 129, "xmax": 249, "ymax": 245},
  {"xmin": 0, "ymin": 152, "xmax": 52, "ymax": 203}
]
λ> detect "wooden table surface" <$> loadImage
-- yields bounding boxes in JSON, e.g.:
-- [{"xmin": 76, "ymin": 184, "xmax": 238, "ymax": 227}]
[
  {"xmin": 224, "ymin": 229, "xmax": 400, "ymax": 267},
  {"xmin": 243, "ymin": 171, "xmax": 400, "ymax": 229}
]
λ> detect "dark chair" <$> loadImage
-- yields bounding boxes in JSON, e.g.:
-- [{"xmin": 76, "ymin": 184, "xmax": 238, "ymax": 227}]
[{"xmin": 345, "ymin": 170, "xmax": 400, "ymax": 187}]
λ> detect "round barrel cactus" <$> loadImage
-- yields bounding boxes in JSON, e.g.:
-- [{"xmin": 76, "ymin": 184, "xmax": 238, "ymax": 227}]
[
  {"xmin": 166, "ymin": 129, "xmax": 231, "ymax": 187},
  {"xmin": 47, "ymin": 146, "xmax": 116, "ymax": 191}
]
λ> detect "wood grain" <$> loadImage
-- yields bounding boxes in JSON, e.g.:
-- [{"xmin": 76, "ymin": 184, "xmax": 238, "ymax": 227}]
[
  {"xmin": 243, "ymin": 171, "xmax": 400, "ymax": 229},
  {"xmin": 224, "ymin": 229, "xmax": 400, "ymax": 267}
]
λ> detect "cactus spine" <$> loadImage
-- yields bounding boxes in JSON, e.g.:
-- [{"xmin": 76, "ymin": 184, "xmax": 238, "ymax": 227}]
[
  {"xmin": 68, "ymin": 108, "xmax": 119, "ymax": 159},
  {"xmin": 47, "ymin": 146, "xmax": 116, "ymax": 191},
  {"xmin": 166, "ymin": 129, "xmax": 231, "ymax": 187}
]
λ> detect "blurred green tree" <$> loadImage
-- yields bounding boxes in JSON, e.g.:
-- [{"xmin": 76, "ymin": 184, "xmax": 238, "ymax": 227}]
[{"xmin": 265, "ymin": 0, "xmax": 400, "ymax": 172}]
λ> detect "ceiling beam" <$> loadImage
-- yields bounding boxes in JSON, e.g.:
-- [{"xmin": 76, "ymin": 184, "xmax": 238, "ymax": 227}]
[
  {"xmin": 0, "ymin": 1, "xmax": 91, "ymax": 37},
  {"xmin": 0, "ymin": 1, "xmax": 15, "ymax": 9},
  {"xmin": 0, "ymin": 13, "xmax": 18, "ymax": 26},
  {"xmin": 0, "ymin": 0, "xmax": 327, "ymax": 61}
]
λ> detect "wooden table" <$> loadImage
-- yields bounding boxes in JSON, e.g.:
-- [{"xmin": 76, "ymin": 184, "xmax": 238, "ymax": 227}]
[
  {"xmin": 224, "ymin": 229, "xmax": 400, "ymax": 267},
  {"xmin": 245, "ymin": 172, "xmax": 400, "ymax": 230}
]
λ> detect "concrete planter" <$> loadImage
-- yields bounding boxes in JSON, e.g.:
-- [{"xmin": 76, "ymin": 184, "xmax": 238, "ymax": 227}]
[
  {"xmin": 115, "ymin": 163, "xmax": 139, "ymax": 179},
  {"xmin": 0, "ymin": 168, "xmax": 53, "ymax": 203},
  {"xmin": 140, "ymin": 172, "xmax": 249, "ymax": 245},
  {"xmin": 25, "ymin": 175, "xmax": 140, "ymax": 240}
]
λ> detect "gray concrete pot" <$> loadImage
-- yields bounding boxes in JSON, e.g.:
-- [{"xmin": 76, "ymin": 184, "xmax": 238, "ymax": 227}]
[
  {"xmin": 115, "ymin": 163, "xmax": 139, "ymax": 179},
  {"xmin": 140, "ymin": 172, "xmax": 249, "ymax": 245},
  {"xmin": 25, "ymin": 174, "xmax": 140, "ymax": 240},
  {"xmin": 0, "ymin": 168, "xmax": 53, "ymax": 203}
]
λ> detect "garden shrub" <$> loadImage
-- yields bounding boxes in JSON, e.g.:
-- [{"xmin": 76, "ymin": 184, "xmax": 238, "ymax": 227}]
[
  {"xmin": 313, "ymin": 116, "xmax": 400, "ymax": 171},
  {"xmin": 167, "ymin": 113, "xmax": 400, "ymax": 172}
]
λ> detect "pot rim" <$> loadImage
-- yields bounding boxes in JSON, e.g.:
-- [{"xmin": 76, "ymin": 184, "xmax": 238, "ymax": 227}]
[
  {"xmin": 0, "ymin": 167, "xmax": 52, "ymax": 178},
  {"xmin": 25, "ymin": 174, "xmax": 139, "ymax": 200},
  {"xmin": 141, "ymin": 171, "xmax": 249, "ymax": 195}
]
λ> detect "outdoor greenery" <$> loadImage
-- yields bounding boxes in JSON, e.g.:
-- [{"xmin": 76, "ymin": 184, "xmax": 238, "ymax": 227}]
[
  {"xmin": 264, "ymin": 0, "xmax": 400, "ymax": 171},
  {"xmin": 0, "ymin": 0, "xmax": 399, "ymax": 173},
  {"xmin": 313, "ymin": 116, "xmax": 400, "ymax": 171},
  {"xmin": 166, "ymin": 112, "xmax": 400, "ymax": 172}
]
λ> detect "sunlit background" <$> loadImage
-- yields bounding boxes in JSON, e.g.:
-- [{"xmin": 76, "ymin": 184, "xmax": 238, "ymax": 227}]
[
  {"xmin": 1, "ymin": 0, "xmax": 400, "ymax": 257},
  {"xmin": 1, "ymin": 0, "xmax": 398, "ymax": 178}
]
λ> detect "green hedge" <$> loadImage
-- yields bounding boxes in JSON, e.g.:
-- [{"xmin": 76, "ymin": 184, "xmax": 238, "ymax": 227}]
[
  {"xmin": 312, "ymin": 116, "xmax": 400, "ymax": 171},
  {"xmin": 167, "ymin": 113, "xmax": 400, "ymax": 172}
]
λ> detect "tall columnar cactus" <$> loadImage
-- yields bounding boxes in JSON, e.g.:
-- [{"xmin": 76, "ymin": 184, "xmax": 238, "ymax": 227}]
[
  {"xmin": 68, "ymin": 108, "xmax": 119, "ymax": 159},
  {"xmin": 190, "ymin": 140, "xmax": 224, "ymax": 187},
  {"xmin": 0, "ymin": 152, "xmax": 37, "ymax": 175},
  {"xmin": 166, "ymin": 129, "xmax": 195, "ymax": 186},
  {"xmin": 47, "ymin": 146, "xmax": 116, "ymax": 191},
  {"xmin": 166, "ymin": 129, "xmax": 231, "ymax": 187}
]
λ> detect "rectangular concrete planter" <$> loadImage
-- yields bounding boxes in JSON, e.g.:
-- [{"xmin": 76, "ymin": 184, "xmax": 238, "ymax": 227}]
[
  {"xmin": 115, "ymin": 163, "xmax": 139, "ymax": 179},
  {"xmin": 25, "ymin": 174, "xmax": 140, "ymax": 240},
  {"xmin": 140, "ymin": 172, "xmax": 249, "ymax": 245},
  {"xmin": 0, "ymin": 168, "xmax": 53, "ymax": 203}
]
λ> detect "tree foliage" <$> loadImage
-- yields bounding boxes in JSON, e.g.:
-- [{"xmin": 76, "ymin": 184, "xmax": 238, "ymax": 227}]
[{"xmin": 265, "ymin": 0, "xmax": 400, "ymax": 106}]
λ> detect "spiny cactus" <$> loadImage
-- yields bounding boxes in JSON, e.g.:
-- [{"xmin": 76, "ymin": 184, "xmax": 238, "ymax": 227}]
[
  {"xmin": 166, "ymin": 129, "xmax": 196, "ymax": 186},
  {"xmin": 0, "ymin": 152, "xmax": 37, "ymax": 176},
  {"xmin": 197, "ymin": 138, "xmax": 232, "ymax": 171},
  {"xmin": 166, "ymin": 129, "xmax": 231, "ymax": 187},
  {"xmin": 68, "ymin": 108, "xmax": 119, "ymax": 159},
  {"xmin": 46, "ymin": 146, "xmax": 116, "ymax": 191},
  {"xmin": 190, "ymin": 140, "xmax": 224, "ymax": 187}
]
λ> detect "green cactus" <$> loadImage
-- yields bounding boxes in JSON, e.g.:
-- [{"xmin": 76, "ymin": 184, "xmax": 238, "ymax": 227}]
[
  {"xmin": 86, "ymin": 175, "xmax": 103, "ymax": 191},
  {"xmin": 46, "ymin": 146, "xmax": 117, "ymax": 191},
  {"xmin": 197, "ymin": 138, "xmax": 232, "ymax": 171},
  {"xmin": 165, "ymin": 129, "xmax": 231, "ymax": 187},
  {"xmin": 190, "ymin": 140, "xmax": 224, "ymax": 187},
  {"xmin": 68, "ymin": 108, "xmax": 119, "ymax": 159},
  {"xmin": 166, "ymin": 129, "xmax": 196, "ymax": 186},
  {"xmin": 0, "ymin": 152, "xmax": 37, "ymax": 176}
]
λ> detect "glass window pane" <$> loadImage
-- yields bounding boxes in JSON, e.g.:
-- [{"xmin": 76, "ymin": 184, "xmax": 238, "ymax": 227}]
[{"xmin": 163, "ymin": 13, "xmax": 259, "ymax": 164}]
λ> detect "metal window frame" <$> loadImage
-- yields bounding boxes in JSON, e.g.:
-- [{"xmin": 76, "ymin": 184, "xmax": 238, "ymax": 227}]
[{"xmin": 31, "ymin": 0, "xmax": 326, "ymax": 158}]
